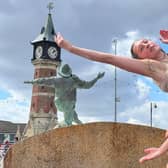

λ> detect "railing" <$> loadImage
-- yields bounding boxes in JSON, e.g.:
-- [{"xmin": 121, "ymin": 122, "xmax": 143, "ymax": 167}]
[
  {"xmin": 0, "ymin": 152, "xmax": 3, "ymax": 168},
  {"xmin": 0, "ymin": 143, "xmax": 12, "ymax": 158},
  {"xmin": 0, "ymin": 143, "xmax": 12, "ymax": 168}
]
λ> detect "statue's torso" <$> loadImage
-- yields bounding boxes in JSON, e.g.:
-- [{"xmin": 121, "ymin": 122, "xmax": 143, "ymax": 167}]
[{"xmin": 55, "ymin": 77, "xmax": 77, "ymax": 101}]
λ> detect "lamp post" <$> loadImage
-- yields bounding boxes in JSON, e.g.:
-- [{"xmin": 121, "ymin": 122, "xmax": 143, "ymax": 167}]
[
  {"xmin": 112, "ymin": 39, "xmax": 118, "ymax": 122},
  {"xmin": 150, "ymin": 102, "xmax": 157, "ymax": 127}
]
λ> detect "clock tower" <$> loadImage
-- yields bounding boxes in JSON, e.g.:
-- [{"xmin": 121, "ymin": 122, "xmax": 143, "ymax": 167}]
[{"xmin": 23, "ymin": 3, "xmax": 61, "ymax": 138}]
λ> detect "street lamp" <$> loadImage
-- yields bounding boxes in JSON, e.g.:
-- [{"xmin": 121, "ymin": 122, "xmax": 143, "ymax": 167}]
[
  {"xmin": 112, "ymin": 39, "xmax": 119, "ymax": 122},
  {"xmin": 150, "ymin": 102, "xmax": 157, "ymax": 127}
]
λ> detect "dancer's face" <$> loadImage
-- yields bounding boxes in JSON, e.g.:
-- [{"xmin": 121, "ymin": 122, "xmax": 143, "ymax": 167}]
[{"xmin": 132, "ymin": 39, "xmax": 161, "ymax": 59}]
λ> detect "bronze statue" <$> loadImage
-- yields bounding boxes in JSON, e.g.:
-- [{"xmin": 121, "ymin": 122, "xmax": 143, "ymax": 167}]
[{"xmin": 24, "ymin": 64, "xmax": 105, "ymax": 127}]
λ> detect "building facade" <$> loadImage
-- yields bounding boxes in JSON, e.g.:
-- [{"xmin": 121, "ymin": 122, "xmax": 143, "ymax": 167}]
[{"xmin": 0, "ymin": 120, "xmax": 25, "ymax": 145}]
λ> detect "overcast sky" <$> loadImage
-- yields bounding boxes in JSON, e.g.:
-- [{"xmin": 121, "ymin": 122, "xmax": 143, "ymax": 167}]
[{"xmin": 0, "ymin": 0, "xmax": 168, "ymax": 130}]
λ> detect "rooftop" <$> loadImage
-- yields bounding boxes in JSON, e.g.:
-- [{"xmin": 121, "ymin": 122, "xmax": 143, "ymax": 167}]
[{"xmin": 0, "ymin": 120, "xmax": 26, "ymax": 134}]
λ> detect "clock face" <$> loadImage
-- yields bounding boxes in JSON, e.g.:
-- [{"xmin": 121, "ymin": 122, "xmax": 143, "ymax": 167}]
[
  {"xmin": 35, "ymin": 46, "xmax": 43, "ymax": 58},
  {"xmin": 48, "ymin": 46, "xmax": 58, "ymax": 59}
]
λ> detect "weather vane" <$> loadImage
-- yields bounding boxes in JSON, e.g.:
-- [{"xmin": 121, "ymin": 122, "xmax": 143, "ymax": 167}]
[{"xmin": 47, "ymin": 2, "xmax": 54, "ymax": 14}]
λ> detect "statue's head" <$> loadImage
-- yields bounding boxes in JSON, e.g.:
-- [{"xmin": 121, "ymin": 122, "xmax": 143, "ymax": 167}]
[{"xmin": 58, "ymin": 64, "xmax": 72, "ymax": 78}]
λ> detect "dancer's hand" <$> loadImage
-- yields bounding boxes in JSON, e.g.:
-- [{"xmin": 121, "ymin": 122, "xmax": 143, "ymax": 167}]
[
  {"xmin": 160, "ymin": 30, "xmax": 168, "ymax": 44},
  {"xmin": 139, "ymin": 147, "xmax": 161, "ymax": 163},
  {"xmin": 55, "ymin": 32, "xmax": 72, "ymax": 51}
]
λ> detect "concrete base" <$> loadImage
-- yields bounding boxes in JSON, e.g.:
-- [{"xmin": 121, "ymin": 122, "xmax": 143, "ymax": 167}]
[
  {"xmin": 4, "ymin": 122, "xmax": 168, "ymax": 168},
  {"xmin": 23, "ymin": 111, "xmax": 58, "ymax": 138}
]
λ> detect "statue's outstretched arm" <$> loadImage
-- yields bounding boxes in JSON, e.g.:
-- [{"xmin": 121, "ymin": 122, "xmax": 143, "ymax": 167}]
[
  {"xmin": 74, "ymin": 72, "xmax": 105, "ymax": 89},
  {"xmin": 24, "ymin": 77, "xmax": 58, "ymax": 87}
]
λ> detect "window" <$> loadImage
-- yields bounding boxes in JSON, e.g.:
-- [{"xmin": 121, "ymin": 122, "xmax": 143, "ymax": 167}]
[
  {"xmin": 0, "ymin": 134, "xmax": 3, "ymax": 144},
  {"xmin": 10, "ymin": 134, "xmax": 15, "ymax": 143},
  {"xmin": 0, "ymin": 133, "xmax": 15, "ymax": 144}
]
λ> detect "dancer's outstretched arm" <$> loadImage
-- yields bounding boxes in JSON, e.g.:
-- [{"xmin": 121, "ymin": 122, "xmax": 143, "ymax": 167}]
[{"xmin": 55, "ymin": 33, "xmax": 164, "ymax": 81}]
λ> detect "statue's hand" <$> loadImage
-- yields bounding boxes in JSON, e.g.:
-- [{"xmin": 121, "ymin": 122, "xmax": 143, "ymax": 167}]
[
  {"xmin": 97, "ymin": 72, "xmax": 105, "ymax": 79},
  {"xmin": 24, "ymin": 80, "xmax": 33, "ymax": 84}
]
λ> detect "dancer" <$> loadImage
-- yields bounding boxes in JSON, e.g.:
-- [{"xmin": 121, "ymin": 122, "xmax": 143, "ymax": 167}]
[
  {"xmin": 54, "ymin": 30, "xmax": 168, "ymax": 163},
  {"xmin": 55, "ymin": 32, "xmax": 168, "ymax": 92}
]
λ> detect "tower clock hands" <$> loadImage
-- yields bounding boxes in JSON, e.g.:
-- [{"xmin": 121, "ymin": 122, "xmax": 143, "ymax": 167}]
[{"xmin": 48, "ymin": 46, "xmax": 58, "ymax": 59}]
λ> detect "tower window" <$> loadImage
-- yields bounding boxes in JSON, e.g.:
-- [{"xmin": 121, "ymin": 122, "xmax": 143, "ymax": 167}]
[{"xmin": 40, "ymin": 27, "xmax": 45, "ymax": 34}]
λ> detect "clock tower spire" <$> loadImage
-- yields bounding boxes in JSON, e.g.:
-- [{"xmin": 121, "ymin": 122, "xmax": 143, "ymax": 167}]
[{"xmin": 23, "ymin": 3, "xmax": 61, "ymax": 138}]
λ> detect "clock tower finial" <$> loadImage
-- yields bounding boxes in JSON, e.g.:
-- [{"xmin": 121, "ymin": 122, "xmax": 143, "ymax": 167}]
[{"xmin": 47, "ymin": 2, "xmax": 54, "ymax": 14}]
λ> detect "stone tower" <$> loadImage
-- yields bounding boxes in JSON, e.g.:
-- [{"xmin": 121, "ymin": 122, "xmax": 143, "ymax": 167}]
[{"xmin": 23, "ymin": 4, "xmax": 61, "ymax": 138}]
